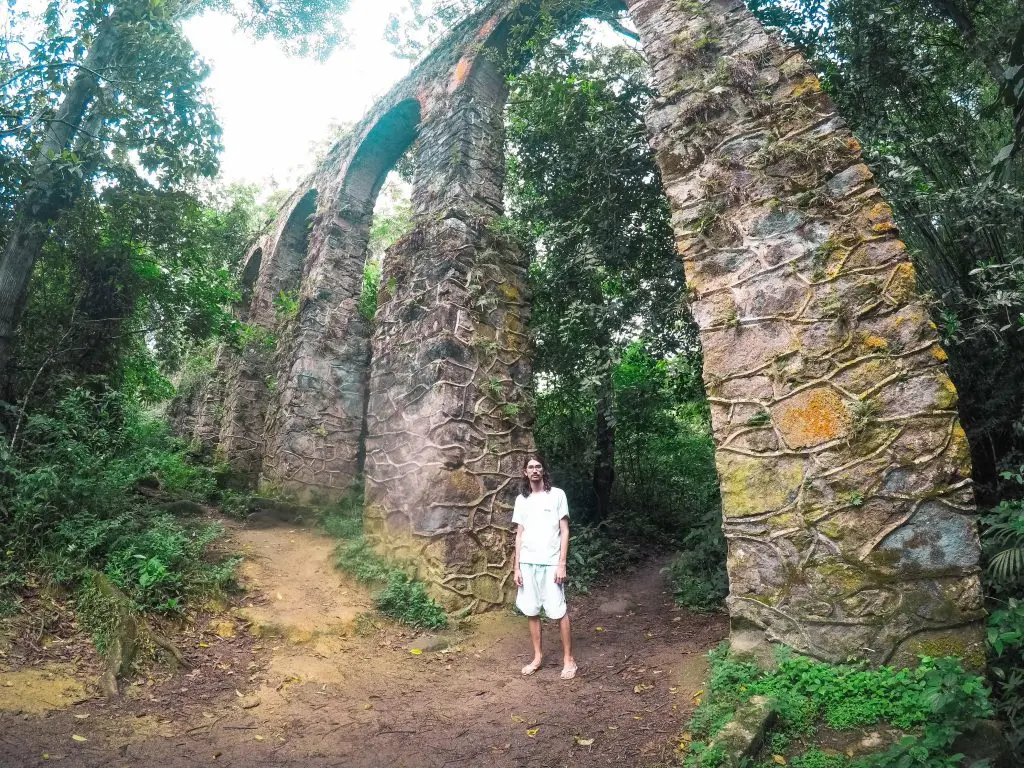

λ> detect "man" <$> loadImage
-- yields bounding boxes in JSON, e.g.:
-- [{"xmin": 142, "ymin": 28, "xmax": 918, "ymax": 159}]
[{"xmin": 513, "ymin": 455, "xmax": 577, "ymax": 680}]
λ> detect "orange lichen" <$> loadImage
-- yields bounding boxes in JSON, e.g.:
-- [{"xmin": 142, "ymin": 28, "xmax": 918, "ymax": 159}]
[
  {"xmin": 866, "ymin": 202, "xmax": 897, "ymax": 234},
  {"xmin": 792, "ymin": 74, "xmax": 821, "ymax": 97},
  {"xmin": 885, "ymin": 262, "xmax": 917, "ymax": 304},
  {"xmin": 932, "ymin": 346, "xmax": 948, "ymax": 363},
  {"xmin": 845, "ymin": 137, "xmax": 862, "ymax": 153},
  {"xmin": 771, "ymin": 387, "xmax": 852, "ymax": 449},
  {"xmin": 936, "ymin": 372, "xmax": 959, "ymax": 409},
  {"xmin": 862, "ymin": 334, "xmax": 889, "ymax": 352}
]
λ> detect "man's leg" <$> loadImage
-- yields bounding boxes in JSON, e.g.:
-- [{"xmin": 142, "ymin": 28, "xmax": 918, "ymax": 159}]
[
  {"xmin": 529, "ymin": 615, "xmax": 543, "ymax": 667},
  {"xmin": 559, "ymin": 613, "xmax": 576, "ymax": 675}
]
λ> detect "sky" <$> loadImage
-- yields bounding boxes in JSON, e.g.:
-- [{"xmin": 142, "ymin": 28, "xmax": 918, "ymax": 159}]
[{"xmin": 183, "ymin": 0, "xmax": 414, "ymax": 190}]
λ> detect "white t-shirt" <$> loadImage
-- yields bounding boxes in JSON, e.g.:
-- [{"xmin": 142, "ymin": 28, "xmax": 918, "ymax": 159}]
[{"xmin": 513, "ymin": 487, "xmax": 569, "ymax": 566}]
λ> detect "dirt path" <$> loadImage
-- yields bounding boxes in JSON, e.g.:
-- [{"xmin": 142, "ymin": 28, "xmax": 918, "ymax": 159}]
[{"xmin": 0, "ymin": 518, "xmax": 727, "ymax": 767}]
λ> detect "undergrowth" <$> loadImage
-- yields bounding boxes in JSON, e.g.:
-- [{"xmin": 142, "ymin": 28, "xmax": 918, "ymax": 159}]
[
  {"xmin": 681, "ymin": 645, "xmax": 992, "ymax": 767},
  {"xmin": 664, "ymin": 507, "xmax": 728, "ymax": 612},
  {"xmin": 0, "ymin": 389, "xmax": 238, "ymax": 618},
  {"xmin": 321, "ymin": 490, "xmax": 448, "ymax": 630}
]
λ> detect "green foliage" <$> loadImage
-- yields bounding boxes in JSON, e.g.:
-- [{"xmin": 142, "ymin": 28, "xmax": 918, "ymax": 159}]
[
  {"xmin": 788, "ymin": 749, "xmax": 848, "ymax": 768},
  {"xmin": 665, "ymin": 507, "xmax": 728, "ymax": 612},
  {"xmin": 984, "ymin": 473, "xmax": 1024, "ymax": 591},
  {"xmin": 988, "ymin": 599, "xmax": 1024, "ymax": 752},
  {"xmin": 335, "ymin": 536, "xmax": 395, "ymax": 583},
  {"xmin": 0, "ymin": 388, "xmax": 237, "ymax": 614},
  {"xmin": 566, "ymin": 522, "xmax": 642, "ymax": 594},
  {"xmin": 334, "ymin": 536, "xmax": 449, "ymax": 629},
  {"xmin": 684, "ymin": 646, "xmax": 992, "ymax": 768},
  {"xmin": 273, "ymin": 289, "xmax": 301, "ymax": 321},
  {"xmin": 326, "ymin": 495, "xmax": 449, "ymax": 630},
  {"xmin": 375, "ymin": 572, "xmax": 449, "ymax": 629},
  {"xmin": 319, "ymin": 484, "xmax": 366, "ymax": 540},
  {"xmin": 9, "ymin": 185, "xmax": 257, "ymax": 407},
  {"xmin": 360, "ymin": 260, "xmax": 382, "ymax": 321}
]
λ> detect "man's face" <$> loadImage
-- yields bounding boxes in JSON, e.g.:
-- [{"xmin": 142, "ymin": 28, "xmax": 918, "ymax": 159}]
[{"xmin": 525, "ymin": 461, "xmax": 543, "ymax": 482}]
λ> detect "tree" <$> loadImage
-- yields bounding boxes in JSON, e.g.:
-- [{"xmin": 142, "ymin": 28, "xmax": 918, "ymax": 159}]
[
  {"xmin": 507, "ymin": 30, "xmax": 691, "ymax": 519},
  {"xmin": 0, "ymin": 0, "xmax": 351, "ymax": 387}
]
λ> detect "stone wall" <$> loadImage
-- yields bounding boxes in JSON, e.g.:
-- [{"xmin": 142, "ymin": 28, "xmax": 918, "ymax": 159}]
[{"xmin": 180, "ymin": 0, "xmax": 986, "ymax": 662}]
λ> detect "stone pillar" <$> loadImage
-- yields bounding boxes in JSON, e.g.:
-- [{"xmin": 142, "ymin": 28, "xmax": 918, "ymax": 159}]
[
  {"xmin": 365, "ymin": 55, "xmax": 535, "ymax": 611},
  {"xmin": 629, "ymin": 0, "xmax": 984, "ymax": 666},
  {"xmin": 216, "ymin": 193, "xmax": 319, "ymax": 486},
  {"xmin": 258, "ymin": 188, "xmax": 374, "ymax": 502},
  {"xmin": 259, "ymin": 101, "xmax": 423, "ymax": 502}
]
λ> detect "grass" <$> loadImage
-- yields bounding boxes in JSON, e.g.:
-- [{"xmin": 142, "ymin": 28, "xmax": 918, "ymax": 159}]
[{"xmin": 320, "ymin": 489, "xmax": 448, "ymax": 630}]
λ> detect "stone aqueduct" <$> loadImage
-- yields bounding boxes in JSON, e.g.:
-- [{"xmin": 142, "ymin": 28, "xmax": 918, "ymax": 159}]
[{"xmin": 176, "ymin": 0, "xmax": 986, "ymax": 666}]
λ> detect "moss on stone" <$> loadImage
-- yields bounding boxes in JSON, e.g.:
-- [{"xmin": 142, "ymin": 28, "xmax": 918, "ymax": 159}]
[{"xmin": 718, "ymin": 452, "xmax": 804, "ymax": 519}]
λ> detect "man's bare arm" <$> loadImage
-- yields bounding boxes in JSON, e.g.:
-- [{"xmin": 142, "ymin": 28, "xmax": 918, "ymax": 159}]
[
  {"xmin": 555, "ymin": 517, "xmax": 569, "ymax": 584},
  {"xmin": 514, "ymin": 524, "xmax": 524, "ymax": 587}
]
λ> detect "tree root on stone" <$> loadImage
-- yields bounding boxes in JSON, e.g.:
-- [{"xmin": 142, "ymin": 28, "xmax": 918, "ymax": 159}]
[{"xmin": 86, "ymin": 571, "xmax": 187, "ymax": 698}]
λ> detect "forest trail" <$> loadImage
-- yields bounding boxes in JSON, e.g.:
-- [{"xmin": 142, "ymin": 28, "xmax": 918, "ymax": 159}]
[{"xmin": 0, "ymin": 516, "xmax": 728, "ymax": 767}]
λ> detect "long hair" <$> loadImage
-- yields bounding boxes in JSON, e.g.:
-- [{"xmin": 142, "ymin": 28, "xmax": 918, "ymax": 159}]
[{"xmin": 520, "ymin": 454, "xmax": 552, "ymax": 497}]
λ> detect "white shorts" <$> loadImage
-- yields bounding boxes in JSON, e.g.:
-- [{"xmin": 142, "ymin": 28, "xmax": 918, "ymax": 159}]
[{"xmin": 516, "ymin": 563, "xmax": 567, "ymax": 619}]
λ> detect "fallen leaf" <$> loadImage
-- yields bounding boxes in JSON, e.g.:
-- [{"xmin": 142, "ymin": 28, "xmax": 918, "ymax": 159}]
[
  {"xmin": 275, "ymin": 592, "xmax": 283, "ymax": 601},
  {"xmin": 510, "ymin": 715, "xmax": 524, "ymax": 723},
  {"xmin": 71, "ymin": 735, "xmax": 87, "ymax": 742},
  {"xmin": 669, "ymin": 687, "xmax": 679, "ymax": 694},
  {"xmin": 645, "ymin": 631, "xmax": 653, "ymax": 638},
  {"xmin": 363, "ymin": 703, "xmax": 373, "ymax": 710},
  {"xmin": 634, "ymin": 683, "xmax": 653, "ymax": 693},
  {"xmin": 254, "ymin": 734, "xmax": 264, "ymax": 741},
  {"xmin": 772, "ymin": 756, "xmax": 787, "ymax": 765},
  {"xmin": 574, "ymin": 736, "xmax": 595, "ymax": 746},
  {"xmin": 608, "ymin": 725, "xmax": 618, "ymax": 731},
  {"xmin": 73, "ymin": 714, "xmax": 89, "ymax": 720},
  {"xmin": 633, "ymin": 715, "xmax": 644, "ymax": 721},
  {"xmin": 526, "ymin": 728, "xmax": 539, "ymax": 738},
  {"xmin": 198, "ymin": 642, "xmax": 210, "ymax": 648},
  {"xmin": 409, "ymin": 648, "xmax": 423, "ymax": 655},
  {"xmin": 594, "ymin": 627, "xmax": 604, "ymax": 632}
]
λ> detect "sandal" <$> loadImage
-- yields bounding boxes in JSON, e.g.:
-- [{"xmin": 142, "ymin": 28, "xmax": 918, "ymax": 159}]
[
  {"xmin": 521, "ymin": 660, "xmax": 543, "ymax": 676},
  {"xmin": 560, "ymin": 664, "xmax": 578, "ymax": 680}
]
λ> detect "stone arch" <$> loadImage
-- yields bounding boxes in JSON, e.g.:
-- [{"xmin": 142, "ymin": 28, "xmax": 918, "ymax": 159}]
[
  {"xmin": 258, "ymin": 100, "xmax": 422, "ymax": 500},
  {"xmin": 342, "ymin": 98, "xmax": 421, "ymax": 207},
  {"xmin": 212, "ymin": 0, "xmax": 985, "ymax": 666},
  {"xmin": 274, "ymin": 188, "xmax": 318, "ymax": 296}
]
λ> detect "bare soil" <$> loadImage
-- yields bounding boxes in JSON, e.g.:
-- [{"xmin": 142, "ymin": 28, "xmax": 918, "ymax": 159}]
[{"xmin": 0, "ymin": 517, "xmax": 727, "ymax": 768}]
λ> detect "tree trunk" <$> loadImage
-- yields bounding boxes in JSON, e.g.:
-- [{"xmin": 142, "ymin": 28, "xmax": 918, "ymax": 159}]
[
  {"xmin": 593, "ymin": 368, "xmax": 615, "ymax": 522},
  {"xmin": 0, "ymin": 12, "xmax": 121, "ymax": 384}
]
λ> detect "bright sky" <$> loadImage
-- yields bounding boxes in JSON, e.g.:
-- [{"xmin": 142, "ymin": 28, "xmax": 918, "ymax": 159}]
[{"xmin": 183, "ymin": 0, "xmax": 413, "ymax": 189}]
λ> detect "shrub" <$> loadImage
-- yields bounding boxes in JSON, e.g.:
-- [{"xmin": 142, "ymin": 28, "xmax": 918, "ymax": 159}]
[
  {"xmin": 375, "ymin": 572, "xmax": 448, "ymax": 629},
  {"xmin": 0, "ymin": 388, "xmax": 236, "ymax": 616},
  {"xmin": 682, "ymin": 645, "xmax": 992, "ymax": 768},
  {"xmin": 665, "ymin": 506, "xmax": 728, "ymax": 612},
  {"xmin": 332, "ymin": 530, "xmax": 449, "ymax": 630}
]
